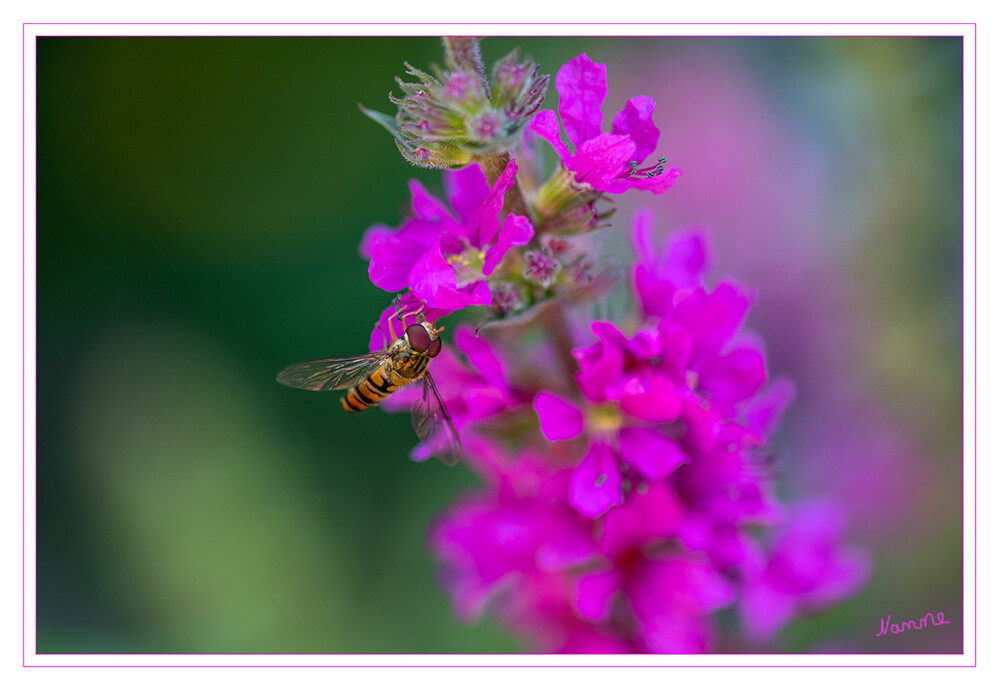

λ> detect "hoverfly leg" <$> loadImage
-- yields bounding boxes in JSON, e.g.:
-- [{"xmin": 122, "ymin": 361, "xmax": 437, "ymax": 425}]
[{"xmin": 375, "ymin": 320, "xmax": 391, "ymax": 349}]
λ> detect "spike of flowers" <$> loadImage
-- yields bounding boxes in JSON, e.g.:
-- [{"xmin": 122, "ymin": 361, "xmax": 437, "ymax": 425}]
[
  {"xmin": 323, "ymin": 39, "xmax": 866, "ymax": 652},
  {"xmin": 424, "ymin": 212, "xmax": 867, "ymax": 652}
]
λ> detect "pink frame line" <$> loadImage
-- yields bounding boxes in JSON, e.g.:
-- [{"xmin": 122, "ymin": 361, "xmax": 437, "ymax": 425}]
[{"xmin": 22, "ymin": 23, "xmax": 977, "ymax": 669}]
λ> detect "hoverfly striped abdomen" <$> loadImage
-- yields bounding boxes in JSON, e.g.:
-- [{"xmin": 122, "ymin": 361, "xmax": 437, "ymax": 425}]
[
  {"xmin": 340, "ymin": 358, "xmax": 423, "ymax": 412},
  {"xmin": 339, "ymin": 323, "xmax": 437, "ymax": 412}
]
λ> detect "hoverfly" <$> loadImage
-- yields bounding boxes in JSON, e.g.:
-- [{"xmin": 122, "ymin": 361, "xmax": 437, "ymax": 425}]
[{"xmin": 276, "ymin": 320, "xmax": 461, "ymax": 465}]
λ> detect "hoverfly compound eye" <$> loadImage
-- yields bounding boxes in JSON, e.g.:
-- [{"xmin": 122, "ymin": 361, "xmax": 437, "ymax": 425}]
[
  {"xmin": 406, "ymin": 323, "xmax": 431, "ymax": 353},
  {"xmin": 427, "ymin": 335, "xmax": 442, "ymax": 357}
]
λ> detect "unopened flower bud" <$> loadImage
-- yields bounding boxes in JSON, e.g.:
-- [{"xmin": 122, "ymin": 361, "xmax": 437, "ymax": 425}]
[
  {"xmin": 492, "ymin": 49, "xmax": 549, "ymax": 120},
  {"xmin": 523, "ymin": 249, "xmax": 561, "ymax": 288},
  {"xmin": 362, "ymin": 38, "xmax": 550, "ymax": 168}
]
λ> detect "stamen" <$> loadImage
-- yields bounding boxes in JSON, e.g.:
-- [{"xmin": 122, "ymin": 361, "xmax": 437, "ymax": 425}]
[{"xmin": 624, "ymin": 156, "xmax": 670, "ymax": 179}]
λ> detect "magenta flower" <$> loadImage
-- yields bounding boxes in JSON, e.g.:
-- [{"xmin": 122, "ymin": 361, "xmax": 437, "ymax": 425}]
[
  {"xmin": 361, "ymin": 160, "xmax": 534, "ymax": 313},
  {"xmin": 530, "ymin": 53, "xmax": 682, "ymax": 195},
  {"xmin": 532, "ymin": 321, "xmax": 691, "ymax": 518},
  {"xmin": 739, "ymin": 501, "xmax": 871, "ymax": 641},
  {"xmin": 423, "ymin": 211, "xmax": 867, "ymax": 653}
]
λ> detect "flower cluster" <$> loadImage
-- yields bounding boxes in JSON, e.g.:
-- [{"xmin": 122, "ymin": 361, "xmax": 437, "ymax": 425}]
[
  {"xmin": 425, "ymin": 213, "xmax": 867, "ymax": 652},
  {"xmin": 348, "ymin": 39, "xmax": 867, "ymax": 652}
]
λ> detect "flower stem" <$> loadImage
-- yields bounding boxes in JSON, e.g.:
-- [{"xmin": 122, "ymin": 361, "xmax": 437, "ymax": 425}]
[{"xmin": 538, "ymin": 299, "xmax": 579, "ymax": 395}]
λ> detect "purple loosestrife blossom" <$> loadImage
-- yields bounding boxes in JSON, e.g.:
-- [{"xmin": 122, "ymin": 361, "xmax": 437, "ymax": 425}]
[
  {"xmin": 739, "ymin": 500, "xmax": 871, "ymax": 641},
  {"xmin": 361, "ymin": 160, "xmax": 534, "ymax": 315},
  {"xmin": 530, "ymin": 53, "xmax": 682, "ymax": 195}
]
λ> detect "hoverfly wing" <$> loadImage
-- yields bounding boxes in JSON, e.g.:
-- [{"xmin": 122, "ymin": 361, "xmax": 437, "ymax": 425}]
[
  {"xmin": 412, "ymin": 371, "xmax": 461, "ymax": 466},
  {"xmin": 277, "ymin": 352, "xmax": 386, "ymax": 392}
]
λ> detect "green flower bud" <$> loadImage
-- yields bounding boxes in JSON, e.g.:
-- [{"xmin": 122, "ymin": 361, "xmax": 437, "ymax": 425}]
[{"xmin": 362, "ymin": 38, "xmax": 549, "ymax": 169}]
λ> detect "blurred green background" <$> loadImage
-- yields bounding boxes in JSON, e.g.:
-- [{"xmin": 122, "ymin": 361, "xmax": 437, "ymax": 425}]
[{"xmin": 35, "ymin": 36, "xmax": 964, "ymax": 654}]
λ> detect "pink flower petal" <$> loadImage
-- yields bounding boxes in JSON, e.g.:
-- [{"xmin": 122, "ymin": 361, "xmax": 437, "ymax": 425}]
[
  {"xmin": 460, "ymin": 280, "xmax": 493, "ymax": 308},
  {"xmin": 443, "ymin": 163, "xmax": 491, "ymax": 221},
  {"xmin": 468, "ymin": 159, "xmax": 518, "ymax": 248},
  {"xmin": 740, "ymin": 581, "xmax": 797, "ymax": 642},
  {"xmin": 634, "ymin": 264, "xmax": 675, "ymax": 318},
  {"xmin": 674, "ymin": 281, "xmax": 754, "ymax": 370},
  {"xmin": 366, "ymin": 220, "xmax": 439, "ymax": 293},
  {"xmin": 600, "ymin": 482, "xmax": 685, "ymax": 556},
  {"xmin": 408, "ymin": 179, "xmax": 460, "ymax": 229},
  {"xmin": 630, "ymin": 558, "xmax": 735, "ymax": 653},
  {"xmin": 535, "ymin": 524, "xmax": 594, "ymax": 571},
  {"xmin": 681, "ymin": 395, "xmax": 721, "ymax": 454},
  {"xmin": 658, "ymin": 322, "xmax": 693, "ymax": 374},
  {"xmin": 661, "ymin": 227, "xmax": 710, "ymax": 287},
  {"xmin": 575, "ymin": 568, "xmax": 619, "ymax": 622},
  {"xmin": 629, "ymin": 207, "xmax": 657, "ymax": 268},
  {"xmin": 408, "ymin": 242, "xmax": 459, "ymax": 308},
  {"xmin": 619, "ymin": 427, "xmax": 687, "ymax": 480},
  {"xmin": 617, "ymin": 374, "xmax": 682, "ymax": 423},
  {"xmin": 529, "ymin": 110, "xmax": 571, "ymax": 163},
  {"xmin": 569, "ymin": 442, "xmax": 623, "ymax": 518},
  {"xmin": 743, "ymin": 377, "xmax": 796, "ymax": 437},
  {"xmin": 569, "ymin": 133, "xmax": 635, "ymax": 190},
  {"xmin": 483, "ymin": 213, "xmax": 534, "ymax": 276},
  {"xmin": 410, "ymin": 244, "xmax": 490, "ymax": 312},
  {"xmin": 358, "ymin": 223, "xmax": 394, "ymax": 261},
  {"xmin": 533, "ymin": 391, "xmax": 585, "ymax": 441},
  {"xmin": 699, "ymin": 344, "xmax": 768, "ymax": 404},
  {"xmin": 555, "ymin": 53, "xmax": 608, "ymax": 148},
  {"xmin": 574, "ymin": 322, "xmax": 627, "ymax": 402},
  {"xmin": 454, "ymin": 325, "xmax": 508, "ymax": 392},
  {"xmin": 611, "ymin": 95, "xmax": 660, "ymax": 163}
]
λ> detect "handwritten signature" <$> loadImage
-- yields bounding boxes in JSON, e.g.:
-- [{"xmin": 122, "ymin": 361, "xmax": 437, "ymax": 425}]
[{"xmin": 876, "ymin": 611, "xmax": 951, "ymax": 637}]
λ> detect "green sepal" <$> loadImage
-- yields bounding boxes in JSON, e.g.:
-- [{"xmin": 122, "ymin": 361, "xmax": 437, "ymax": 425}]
[{"xmin": 358, "ymin": 104, "xmax": 401, "ymax": 138}]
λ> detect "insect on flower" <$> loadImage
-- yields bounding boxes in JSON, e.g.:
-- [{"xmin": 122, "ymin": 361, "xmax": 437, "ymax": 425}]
[{"xmin": 277, "ymin": 318, "xmax": 461, "ymax": 465}]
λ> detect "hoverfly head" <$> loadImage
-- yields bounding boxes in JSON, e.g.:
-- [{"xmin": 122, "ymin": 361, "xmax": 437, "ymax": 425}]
[{"xmin": 406, "ymin": 321, "xmax": 444, "ymax": 357}]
